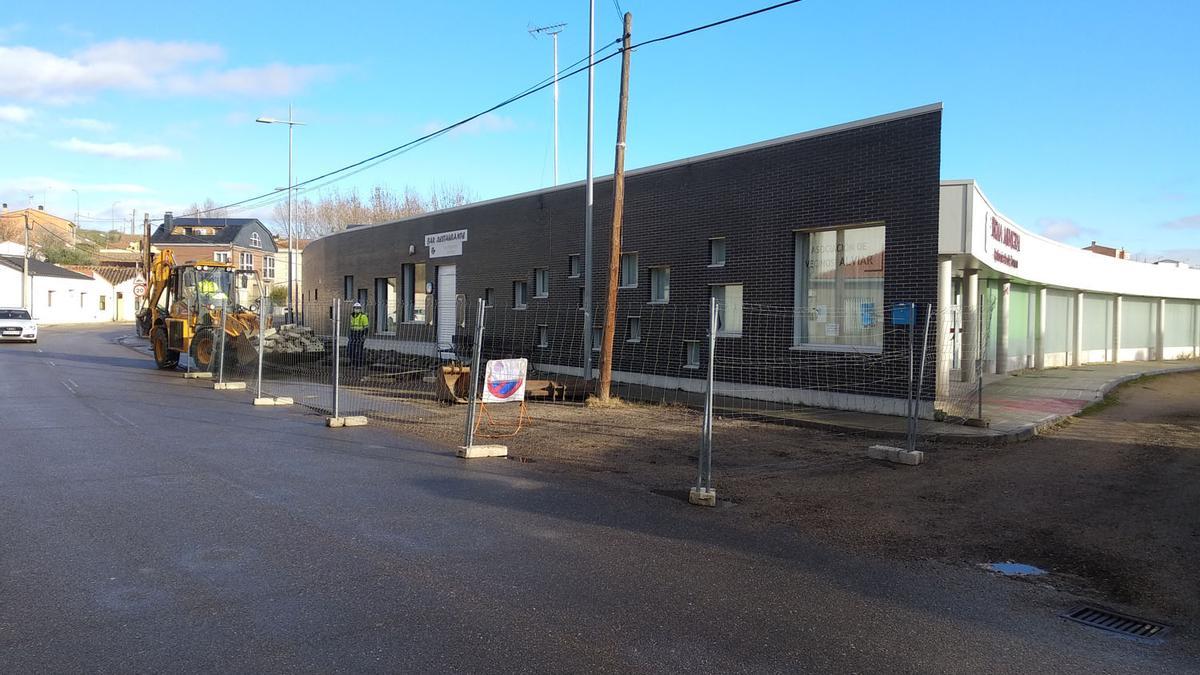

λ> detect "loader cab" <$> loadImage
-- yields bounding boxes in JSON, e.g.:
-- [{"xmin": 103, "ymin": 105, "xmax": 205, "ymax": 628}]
[{"xmin": 163, "ymin": 264, "xmax": 235, "ymax": 351}]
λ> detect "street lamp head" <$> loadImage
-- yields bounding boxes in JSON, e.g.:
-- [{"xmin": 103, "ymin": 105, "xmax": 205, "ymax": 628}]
[{"xmin": 256, "ymin": 117, "xmax": 277, "ymax": 124}]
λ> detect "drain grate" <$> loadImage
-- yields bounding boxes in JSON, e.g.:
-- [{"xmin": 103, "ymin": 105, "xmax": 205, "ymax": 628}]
[{"xmin": 1063, "ymin": 606, "xmax": 1168, "ymax": 641}]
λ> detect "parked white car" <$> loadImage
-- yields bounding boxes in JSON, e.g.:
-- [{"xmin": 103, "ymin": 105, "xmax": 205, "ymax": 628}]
[{"xmin": 0, "ymin": 308, "xmax": 38, "ymax": 343}]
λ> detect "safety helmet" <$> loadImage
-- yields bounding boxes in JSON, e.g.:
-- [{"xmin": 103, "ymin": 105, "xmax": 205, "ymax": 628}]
[{"xmin": 352, "ymin": 302, "xmax": 363, "ymax": 309}]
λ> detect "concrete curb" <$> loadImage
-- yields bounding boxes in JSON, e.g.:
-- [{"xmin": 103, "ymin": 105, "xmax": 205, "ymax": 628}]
[
  {"xmin": 214, "ymin": 382, "xmax": 246, "ymax": 390},
  {"xmin": 253, "ymin": 397, "xmax": 293, "ymax": 406},
  {"xmin": 867, "ymin": 444, "xmax": 925, "ymax": 465},
  {"xmin": 326, "ymin": 416, "xmax": 368, "ymax": 428}
]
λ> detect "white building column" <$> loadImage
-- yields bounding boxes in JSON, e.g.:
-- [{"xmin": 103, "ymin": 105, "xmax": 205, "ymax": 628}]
[
  {"xmin": 1073, "ymin": 291, "xmax": 1085, "ymax": 366},
  {"xmin": 996, "ymin": 280, "xmax": 1011, "ymax": 374},
  {"xmin": 961, "ymin": 269, "xmax": 979, "ymax": 382},
  {"xmin": 1156, "ymin": 298, "xmax": 1167, "ymax": 360},
  {"xmin": 1194, "ymin": 300, "xmax": 1200, "ymax": 358},
  {"xmin": 1034, "ymin": 286, "xmax": 1046, "ymax": 370},
  {"xmin": 936, "ymin": 257, "xmax": 953, "ymax": 398},
  {"xmin": 1112, "ymin": 295, "xmax": 1123, "ymax": 363}
]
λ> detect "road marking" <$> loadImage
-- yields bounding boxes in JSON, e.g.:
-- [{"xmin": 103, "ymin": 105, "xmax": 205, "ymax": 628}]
[
  {"xmin": 47, "ymin": 361, "xmax": 56, "ymax": 367},
  {"xmin": 62, "ymin": 381, "xmax": 77, "ymax": 395},
  {"xmin": 113, "ymin": 413, "xmax": 135, "ymax": 426},
  {"xmin": 66, "ymin": 378, "xmax": 79, "ymax": 389}
]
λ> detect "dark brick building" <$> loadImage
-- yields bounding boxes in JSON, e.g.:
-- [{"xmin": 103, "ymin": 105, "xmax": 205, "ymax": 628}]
[{"xmin": 303, "ymin": 104, "xmax": 942, "ymax": 414}]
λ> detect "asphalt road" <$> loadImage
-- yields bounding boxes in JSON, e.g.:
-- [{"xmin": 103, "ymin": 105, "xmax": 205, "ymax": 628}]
[{"xmin": 1, "ymin": 325, "xmax": 1195, "ymax": 673}]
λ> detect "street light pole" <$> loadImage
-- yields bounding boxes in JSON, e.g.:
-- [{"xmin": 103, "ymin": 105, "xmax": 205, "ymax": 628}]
[
  {"xmin": 257, "ymin": 108, "xmax": 306, "ymax": 319},
  {"xmin": 529, "ymin": 22, "xmax": 567, "ymax": 186},
  {"xmin": 582, "ymin": 0, "xmax": 595, "ymax": 382}
]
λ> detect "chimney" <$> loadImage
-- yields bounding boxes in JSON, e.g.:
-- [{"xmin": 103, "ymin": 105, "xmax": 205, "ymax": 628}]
[
  {"xmin": 38, "ymin": 205, "xmax": 44, "ymax": 211},
  {"xmin": 1090, "ymin": 240, "xmax": 1097, "ymax": 247}
]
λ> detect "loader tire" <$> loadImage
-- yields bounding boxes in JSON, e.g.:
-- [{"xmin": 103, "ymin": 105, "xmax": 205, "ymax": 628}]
[{"xmin": 152, "ymin": 326, "xmax": 179, "ymax": 370}]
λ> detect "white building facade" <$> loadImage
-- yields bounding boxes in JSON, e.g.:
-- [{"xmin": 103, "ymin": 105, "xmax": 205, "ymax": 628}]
[{"xmin": 936, "ymin": 180, "xmax": 1200, "ymax": 398}]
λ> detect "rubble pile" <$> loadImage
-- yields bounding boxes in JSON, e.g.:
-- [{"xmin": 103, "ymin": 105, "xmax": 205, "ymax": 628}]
[{"xmin": 257, "ymin": 324, "xmax": 326, "ymax": 355}]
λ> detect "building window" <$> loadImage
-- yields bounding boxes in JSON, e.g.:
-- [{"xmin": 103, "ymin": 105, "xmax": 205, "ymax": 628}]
[
  {"xmin": 47, "ymin": 290, "xmax": 54, "ymax": 307},
  {"xmin": 577, "ymin": 287, "xmax": 585, "ymax": 310},
  {"xmin": 684, "ymin": 340, "xmax": 701, "ymax": 369},
  {"xmin": 537, "ymin": 324, "xmax": 548, "ymax": 348},
  {"xmin": 249, "ymin": 232, "xmax": 261, "ymax": 248},
  {"xmin": 712, "ymin": 284, "xmax": 743, "ymax": 337},
  {"xmin": 375, "ymin": 277, "xmax": 398, "ymax": 334},
  {"xmin": 620, "ymin": 252, "xmax": 637, "ymax": 288},
  {"xmin": 263, "ymin": 256, "xmax": 275, "ymax": 279},
  {"xmin": 80, "ymin": 292, "xmax": 87, "ymax": 308},
  {"xmin": 627, "ymin": 316, "xmax": 641, "ymax": 342},
  {"xmin": 401, "ymin": 264, "xmax": 427, "ymax": 322},
  {"xmin": 534, "ymin": 268, "xmax": 549, "ymax": 298},
  {"xmin": 213, "ymin": 251, "xmax": 230, "ymax": 263},
  {"xmin": 99, "ymin": 295, "xmax": 107, "ymax": 311},
  {"xmin": 794, "ymin": 224, "xmax": 885, "ymax": 349},
  {"xmin": 513, "ymin": 281, "xmax": 528, "ymax": 309},
  {"xmin": 710, "ymin": 237, "xmax": 726, "ymax": 267},
  {"xmin": 484, "ymin": 287, "xmax": 495, "ymax": 308},
  {"xmin": 568, "ymin": 254, "xmax": 581, "ymax": 278},
  {"xmin": 592, "ymin": 326, "xmax": 601, "ymax": 351},
  {"xmin": 344, "ymin": 275, "xmax": 354, "ymax": 300},
  {"xmin": 650, "ymin": 267, "xmax": 670, "ymax": 303},
  {"xmin": 239, "ymin": 252, "xmax": 253, "ymax": 271}
]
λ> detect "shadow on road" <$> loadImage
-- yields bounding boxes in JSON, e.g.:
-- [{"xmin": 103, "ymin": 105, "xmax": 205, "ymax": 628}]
[{"xmin": 3, "ymin": 348, "xmax": 153, "ymax": 371}]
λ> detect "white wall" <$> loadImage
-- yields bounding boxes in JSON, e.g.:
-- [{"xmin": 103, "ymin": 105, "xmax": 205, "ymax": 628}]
[{"xmin": 0, "ymin": 267, "xmax": 112, "ymax": 323}]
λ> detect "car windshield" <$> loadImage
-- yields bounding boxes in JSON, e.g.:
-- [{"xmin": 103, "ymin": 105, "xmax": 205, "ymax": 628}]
[{"xmin": 0, "ymin": 309, "xmax": 32, "ymax": 320}]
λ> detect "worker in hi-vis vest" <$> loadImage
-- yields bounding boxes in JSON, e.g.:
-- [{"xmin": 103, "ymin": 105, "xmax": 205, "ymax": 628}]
[{"xmin": 348, "ymin": 302, "xmax": 369, "ymax": 367}]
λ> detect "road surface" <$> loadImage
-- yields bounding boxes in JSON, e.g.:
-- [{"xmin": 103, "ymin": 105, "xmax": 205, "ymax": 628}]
[{"xmin": 0, "ymin": 325, "xmax": 1194, "ymax": 672}]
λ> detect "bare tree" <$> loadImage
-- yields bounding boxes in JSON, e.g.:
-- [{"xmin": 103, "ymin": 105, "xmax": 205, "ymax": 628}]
[
  {"xmin": 271, "ymin": 183, "xmax": 475, "ymax": 238},
  {"xmin": 186, "ymin": 198, "xmax": 229, "ymax": 219}
]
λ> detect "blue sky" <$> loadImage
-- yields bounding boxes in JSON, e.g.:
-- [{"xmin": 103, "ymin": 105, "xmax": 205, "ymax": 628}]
[{"xmin": 1, "ymin": 0, "xmax": 1196, "ymax": 262}]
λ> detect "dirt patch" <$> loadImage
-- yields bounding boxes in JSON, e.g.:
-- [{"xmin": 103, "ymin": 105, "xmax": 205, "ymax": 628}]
[{"xmin": 390, "ymin": 371, "xmax": 1200, "ymax": 623}]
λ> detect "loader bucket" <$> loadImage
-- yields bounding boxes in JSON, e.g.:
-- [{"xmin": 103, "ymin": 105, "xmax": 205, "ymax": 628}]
[{"xmin": 436, "ymin": 363, "xmax": 471, "ymax": 404}]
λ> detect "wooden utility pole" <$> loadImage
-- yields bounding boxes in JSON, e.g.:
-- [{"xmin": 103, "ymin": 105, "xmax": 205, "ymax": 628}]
[
  {"xmin": 597, "ymin": 12, "xmax": 633, "ymax": 401},
  {"xmin": 143, "ymin": 213, "xmax": 152, "ymax": 274}
]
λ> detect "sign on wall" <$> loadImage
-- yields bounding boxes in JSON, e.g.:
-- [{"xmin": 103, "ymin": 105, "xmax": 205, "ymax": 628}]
[
  {"xmin": 425, "ymin": 229, "xmax": 468, "ymax": 258},
  {"xmin": 483, "ymin": 358, "xmax": 527, "ymax": 403}
]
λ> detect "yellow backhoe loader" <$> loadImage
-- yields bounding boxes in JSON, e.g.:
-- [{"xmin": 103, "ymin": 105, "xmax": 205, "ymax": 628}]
[{"xmin": 136, "ymin": 249, "xmax": 267, "ymax": 371}]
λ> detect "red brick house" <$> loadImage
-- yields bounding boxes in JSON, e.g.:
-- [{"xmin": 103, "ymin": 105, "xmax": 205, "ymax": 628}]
[{"xmin": 150, "ymin": 213, "xmax": 280, "ymax": 283}]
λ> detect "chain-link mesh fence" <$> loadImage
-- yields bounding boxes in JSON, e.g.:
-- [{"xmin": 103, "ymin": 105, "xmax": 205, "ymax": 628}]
[{"xmin": 938, "ymin": 296, "xmax": 996, "ymax": 423}]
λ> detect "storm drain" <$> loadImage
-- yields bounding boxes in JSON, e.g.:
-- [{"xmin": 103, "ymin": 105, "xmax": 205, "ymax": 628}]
[{"xmin": 1063, "ymin": 606, "xmax": 1168, "ymax": 641}]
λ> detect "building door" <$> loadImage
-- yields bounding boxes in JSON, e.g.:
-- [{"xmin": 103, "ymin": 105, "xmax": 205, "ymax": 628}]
[
  {"xmin": 115, "ymin": 292, "xmax": 124, "ymax": 322},
  {"xmin": 437, "ymin": 265, "xmax": 456, "ymax": 356}
]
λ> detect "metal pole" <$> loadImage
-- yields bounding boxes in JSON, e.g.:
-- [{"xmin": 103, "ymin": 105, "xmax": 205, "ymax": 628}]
[
  {"xmin": 907, "ymin": 302, "xmax": 915, "ymax": 452},
  {"xmin": 464, "ymin": 298, "xmax": 486, "ymax": 448},
  {"xmin": 256, "ymin": 293, "xmax": 266, "ymax": 398},
  {"xmin": 977, "ymin": 292, "xmax": 984, "ymax": 421},
  {"xmin": 553, "ymin": 30, "xmax": 559, "ymax": 186},
  {"xmin": 217, "ymin": 298, "xmax": 228, "ymax": 384},
  {"xmin": 699, "ymin": 297, "xmax": 718, "ymax": 490},
  {"xmin": 332, "ymin": 301, "xmax": 341, "ymax": 419},
  {"xmin": 287, "ymin": 105, "xmax": 295, "ymax": 321},
  {"xmin": 22, "ymin": 214, "xmax": 30, "ymax": 310},
  {"xmin": 582, "ymin": 0, "xmax": 595, "ymax": 382},
  {"xmin": 913, "ymin": 303, "xmax": 933, "ymax": 452}
]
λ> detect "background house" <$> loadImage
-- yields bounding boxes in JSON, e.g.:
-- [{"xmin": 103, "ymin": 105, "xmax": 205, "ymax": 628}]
[
  {"xmin": 151, "ymin": 212, "xmax": 279, "ymax": 279},
  {"xmin": 0, "ymin": 206, "xmax": 77, "ymax": 248},
  {"xmin": 64, "ymin": 266, "xmax": 145, "ymax": 322},
  {"xmin": 0, "ymin": 255, "xmax": 108, "ymax": 322}
]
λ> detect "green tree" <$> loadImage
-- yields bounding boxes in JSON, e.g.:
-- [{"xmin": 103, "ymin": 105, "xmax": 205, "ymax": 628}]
[{"xmin": 41, "ymin": 244, "xmax": 95, "ymax": 266}]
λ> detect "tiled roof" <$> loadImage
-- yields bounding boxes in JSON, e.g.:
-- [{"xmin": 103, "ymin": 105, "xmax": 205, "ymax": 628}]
[
  {"xmin": 63, "ymin": 265, "xmax": 142, "ymax": 285},
  {"xmin": 0, "ymin": 255, "xmax": 92, "ymax": 280}
]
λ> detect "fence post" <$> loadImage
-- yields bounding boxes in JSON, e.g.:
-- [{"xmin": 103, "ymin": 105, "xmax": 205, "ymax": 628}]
[
  {"xmin": 217, "ymin": 297, "xmax": 228, "ymax": 385},
  {"xmin": 332, "ymin": 301, "xmax": 341, "ymax": 419},
  {"xmin": 464, "ymin": 298, "xmax": 486, "ymax": 449},
  {"xmin": 977, "ymin": 292, "xmax": 984, "ymax": 421},
  {"xmin": 912, "ymin": 303, "xmax": 933, "ymax": 452},
  {"xmin": 256, "ymin": 296, "xmax": 266, "ymax": 399},
  {"xmin": 690, "ymin": 298, "xmax": 719, "ymax": 507},
  {"xmin": 906, "ymin": 302, "xmax": 915, "ymax": 452}
]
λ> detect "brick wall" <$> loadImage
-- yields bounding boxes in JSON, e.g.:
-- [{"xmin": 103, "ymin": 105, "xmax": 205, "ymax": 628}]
[{"xmin": 303, "ymin": 107, "xmax": 942, "ymax": 402}]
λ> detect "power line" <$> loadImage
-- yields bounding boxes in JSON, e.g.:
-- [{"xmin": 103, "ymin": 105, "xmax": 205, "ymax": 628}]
[{"xmin": 192, "ymin": 0, "xmax": 807, "ymax": 219}]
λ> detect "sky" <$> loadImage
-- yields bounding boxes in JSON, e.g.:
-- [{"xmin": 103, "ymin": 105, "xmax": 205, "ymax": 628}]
[{"xmin": 0, "ymin": 0, "xmax": 1197, "ymax": 262}]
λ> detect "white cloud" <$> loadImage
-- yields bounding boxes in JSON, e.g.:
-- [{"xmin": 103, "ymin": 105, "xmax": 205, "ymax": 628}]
[
  {"xmin": 62, "ymin": 117, "xmax": 114, "ymax": 132},
  {"xmin": 0, "ymin": 105, "xmax": 32, "ymax": 123},
  {"xmin": 0, "ymin": 23, "xmax": 26, "ymax": 43},
  {"xmin": 1162, "ymin": 214, "xmax": 1200, "ymax": 230},
  {"xmin": 1036, "ymin": 217, "xmax": 1086, "ymax": 242},
  {"xmin": 53, "ymin": 137, "xmax": 179, "ymax": 160},
  {"xmin": 0, "ymin": 39, "xmax": 333, "ymax": 104},
  {"xmin": 422, "ymin": 112, "xmax": 519, "ymax": 138}
]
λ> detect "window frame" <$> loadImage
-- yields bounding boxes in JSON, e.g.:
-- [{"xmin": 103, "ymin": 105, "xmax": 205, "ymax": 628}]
[
  {"xmin": 709, "ymin": 237, "xmax": 726, "ymax": 267},
  {"xmin": 649, "ymin": 266, "xmax": 670, "ymax": 304},
  {"xmin": 239, "ymin": 251, "xmax": 254, "ymax": 271},
  {"xmin": 627, "ymin": 316, "xmax": 641, "ymax": 343},
  {"xmin": 213, "ymin": 251, "xmax": 230, "ymax": 264},
  {"xmin": 484, "ymin": 287, "xmax": 495, "ymax": 308},
  {"xmin": 534, "ymin": 268, "xmax": 549, "ymax": 298},
  {"xmin": 567, "ymin": 254, "xmax": 581, "ymax": 279},
  {"xmin": 684, "ymin": 340, "xmax": 701, "ymax": 369},
  {"xmin": 591, "ymin": 326, "xmax": 602, "ymax": 352},
  {"xmin": 619, "ymin": 252, "xmax": 638, "ymax": 289},
  {"xmin": 536, "ymin": 324, "xmax": 549, "ymax": 348},
  {"xmin": 513, "ymin": 280, "xmax": 528, "ymax": 309},
  {"xmin": 711, "ymin": 283, "xmax": 744, "ymax": 338},
  {"xmin": 262, "ymin": 256, "xmax": 276, "ymax": 279},
  {"xmin": 249, "ymin": 231, "xmax": 261, "ymax": 249},
  {"xmin": 792, "ymin": 222, "xmax": 885, "ymax": 353}
]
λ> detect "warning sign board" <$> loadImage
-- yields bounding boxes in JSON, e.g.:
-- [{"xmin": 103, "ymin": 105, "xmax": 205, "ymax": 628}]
[{"xmin": 483, "ymin": 358, "xmax": 527, "ymax": 403}]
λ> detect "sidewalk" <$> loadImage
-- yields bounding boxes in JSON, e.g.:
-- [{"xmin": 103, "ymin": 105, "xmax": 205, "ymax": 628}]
[{"xmin": 723, "ymin": 359, "xmax": 1200, "ymax": 442}]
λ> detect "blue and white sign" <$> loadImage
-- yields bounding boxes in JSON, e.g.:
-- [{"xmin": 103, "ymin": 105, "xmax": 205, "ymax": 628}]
[
  {"xmin": 891, "ymin": 303, "xmax": 914, "ymax": 326},
  {"xmin": 483, "ymin": 358, "xmax": 527, "ymax": 403}
]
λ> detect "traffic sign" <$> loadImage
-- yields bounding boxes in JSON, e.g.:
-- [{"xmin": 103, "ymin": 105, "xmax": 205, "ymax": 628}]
[{"xmin": 133, "ymin": 282, "xmax": 146, "ymax": 297}]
